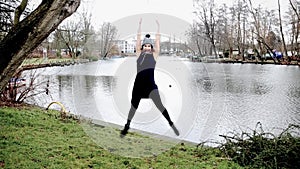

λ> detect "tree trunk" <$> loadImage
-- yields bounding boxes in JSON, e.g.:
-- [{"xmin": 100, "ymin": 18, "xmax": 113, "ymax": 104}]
[
  {"xmin": 196, "ymin": 38, "xmax": 202, "ymax": 56},
  {"xmin": 289, "ymin": 0, "xmax": 300, "ymax": 57},
  {"xmin": 278, "ymin": 0, "xmax": 288, "ymax": 57},
  {"xmin": 248, "ymin": 0, "xmax": 264, "ymax": 58},
  {"xmin": 0, "ymin": 0, "xmax": 80, "ymax": 92}
]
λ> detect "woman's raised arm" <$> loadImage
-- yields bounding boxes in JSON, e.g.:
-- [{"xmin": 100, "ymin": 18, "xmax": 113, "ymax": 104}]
[
  {"xmin": 154, "ymin": 20, "xmax": 160, "ymax": 60},
  {"xmin": 136, "ymin": 18, "xmax": 142, "ymax": 56}
]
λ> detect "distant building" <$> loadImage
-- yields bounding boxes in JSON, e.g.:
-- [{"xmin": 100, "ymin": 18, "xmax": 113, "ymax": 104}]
[{"xmin": 115, "ymin": 39, "xmax": 135, "ymax": 54}]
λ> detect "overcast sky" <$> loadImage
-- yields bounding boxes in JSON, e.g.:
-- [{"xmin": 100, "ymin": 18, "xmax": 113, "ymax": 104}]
[
  {"xmin": 29, "ymin": 0, "xmax": 290, "ymax": 42},
  {"xmin": 82, "ymin": 0, "xmax": 290, "ymax": 26},
  {"xmin": 30, "ymin": 0, "xmax": 290, "ymax": 26}
]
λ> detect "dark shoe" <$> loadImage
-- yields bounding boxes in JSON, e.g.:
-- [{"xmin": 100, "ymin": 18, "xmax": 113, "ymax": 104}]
[
  {"xmin": 120, "ymin": 124, "xmax": 130, "ymax": 138},
  {"xmin": 171, "ymin": 124, "xmax": 180, "ymax": 136}
]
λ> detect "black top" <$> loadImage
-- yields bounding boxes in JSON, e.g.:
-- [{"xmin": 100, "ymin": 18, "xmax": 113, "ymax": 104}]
[{"xmin": 132, "ymin": 52, "xmax": 158, "ymax": 98}]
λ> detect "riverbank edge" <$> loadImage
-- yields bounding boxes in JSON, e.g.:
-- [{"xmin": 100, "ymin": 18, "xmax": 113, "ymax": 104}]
[
  {"xmin": 193, "ymin": 57, "xmax": 300, "ymax": 66},
  {"xmin": 0, "ymin": 105, "xmax": 243, "ymax": 168}
]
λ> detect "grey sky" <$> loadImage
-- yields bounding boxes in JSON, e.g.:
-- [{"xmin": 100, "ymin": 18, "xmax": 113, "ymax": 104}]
[
  {"xmin": 30, "ymin": 0, "xmax": 290, "ymax": 25},
  {"xmin": 85, "ymin": 0, "xmax": 289, "ymax": 25},
  {"xmin": 30, "ymin": 0, "xmax": 291, "ymax": 42},
  {"xmin": 112, "ymin": 13, "xmax": 191, "ymax": 42},
  {"xmin": 82, "ymin": 0, "xmax": 289, "ymax": 42}
]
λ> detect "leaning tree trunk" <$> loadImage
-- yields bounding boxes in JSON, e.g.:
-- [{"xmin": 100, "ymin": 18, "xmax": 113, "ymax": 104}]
[{"xmin": 0, "ymin": 0, "xmax": 80, "ymax": 92}]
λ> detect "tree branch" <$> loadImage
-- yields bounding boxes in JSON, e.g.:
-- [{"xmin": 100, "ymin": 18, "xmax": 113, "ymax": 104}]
[
  {"xmin": 14, "ymin": 0, "xmax": 28, "ymax": 25},
  {"xmin": 0, "ymin": 0, "xmax": 81, "ymax": 92}
]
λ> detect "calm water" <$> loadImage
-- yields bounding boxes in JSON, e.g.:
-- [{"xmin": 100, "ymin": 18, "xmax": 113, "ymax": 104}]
[{"xmin": 26, "ymin": 57, "xmax": 300, "ymax": 143}]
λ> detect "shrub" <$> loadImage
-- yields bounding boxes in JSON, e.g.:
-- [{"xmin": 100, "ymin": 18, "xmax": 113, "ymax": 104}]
[{"xmin": 219, "ymin": 122, "xmax": 300, "ymax": 168}]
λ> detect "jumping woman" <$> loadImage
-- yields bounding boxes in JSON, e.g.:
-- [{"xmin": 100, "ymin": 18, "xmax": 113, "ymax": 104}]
[{"xmin": 120, "ymin": 18, "xmax": 179, "ymax": 137}]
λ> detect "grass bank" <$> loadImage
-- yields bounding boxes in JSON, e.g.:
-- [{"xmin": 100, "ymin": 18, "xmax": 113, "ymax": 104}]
[
  {"xmin": 0, "ymin": 106, "xmax": 242, "ymax": 168},
  {"xmin": 21, "ymin": 58, "xmax": 90, "ymax": 66}
]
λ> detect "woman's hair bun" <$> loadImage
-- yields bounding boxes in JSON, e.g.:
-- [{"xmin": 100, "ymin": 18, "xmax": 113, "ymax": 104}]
[{"xmin": 145, "ymin": 34, "xmax": 150, "ymax": 38}]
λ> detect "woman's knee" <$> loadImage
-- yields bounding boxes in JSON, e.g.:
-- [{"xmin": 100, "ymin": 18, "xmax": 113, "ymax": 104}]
[
  {"xmin": 150, "ymin": 92, "xmax": 166, "ymax": 112},
  {"xmin": 131, "ymin": 98, "xmax": 141, "ymax": 109}
]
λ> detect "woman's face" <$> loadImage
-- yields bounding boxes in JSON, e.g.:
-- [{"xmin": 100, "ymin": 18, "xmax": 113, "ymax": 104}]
[{"xmin": 143, "ymin": 44, "xmax": 152, "ymax": 51}]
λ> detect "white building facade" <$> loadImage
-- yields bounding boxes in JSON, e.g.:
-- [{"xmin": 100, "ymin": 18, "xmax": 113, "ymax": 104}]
[{"xmin": 116, "ymin": 39, "xmax": 136, "ymax": 54}]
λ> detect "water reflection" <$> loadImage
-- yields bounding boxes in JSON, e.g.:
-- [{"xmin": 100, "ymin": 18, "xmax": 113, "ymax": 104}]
[
  {"xmin": 101, "ymin": 76, "xmax": 116, "ymax": 95},
  {"xmin": 287, "ymin": 84, "xmax": 300, "ymax": 98},
  {"xmin": 251, "ymin": 81, "xmax": 269, "ymax": 95}
]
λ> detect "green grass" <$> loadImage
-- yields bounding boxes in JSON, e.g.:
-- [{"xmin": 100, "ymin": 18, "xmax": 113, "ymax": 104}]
[
  {"xmin": 21, "ymin": 58, "xmax": 79, "ymax": 67},
  {"xmin": 0, "ymin": 106, "xmax": 242, "ymax": 168}
]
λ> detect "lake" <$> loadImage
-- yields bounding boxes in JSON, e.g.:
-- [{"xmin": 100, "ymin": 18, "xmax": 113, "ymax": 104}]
[{"xmin": 25, "ymin": 56, "xmax": 300, "ymax": 144}]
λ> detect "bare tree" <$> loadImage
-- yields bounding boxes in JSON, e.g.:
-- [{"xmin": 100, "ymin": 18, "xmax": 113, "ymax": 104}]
[
  {"xmin": 57, "ymin": 9, "xmax": 95, "ymax": 59},
  {"xmin": 0, "ymin": 0, "xmax": 81, "ymax": 92},
  {"xmin": 247, "ymin": 0, "xmax": 280, "ymax": 62},
  {"xmin": 235, "ymin": 0, "xmax": 248, "ymax": 60},
  {"xmin": 56, "ymin": 21, "xmax": 81, "ymax": 58},
  {"xmin": 215, "ymin": 4, "xmax": 230, "ymax": 53},
  {"xmin": 187, "ymin": 23, "xmax": 204, "ymax": 57},
  {"xmin": 188, "ymin": 0, "xmax": 296, "ymax": 63},
  {"xmin": 98, "ymin": 22, "xmax": 117, "ymax": 59},
  {"xmin": 277, "ymin": 0, "xmax": 288, "ymax": 57},
  {"xmin": 193, "ymin": 0, "xmax": 218, "ymax": 57},
  {"xmin": 288, "ymin": 0, "xmax": 300, "ymax": 57},
  {"xmin": 289, "ymin": 0, "xmax": 300, "ymax": 20},
  {"xmin": 50, "ymin": 10, "xmax": 94, "ymax": 59},
  {"xmin": 248, "ymin": 0, "xmax": 264, "ymax": 57},
  {"xmin": 80, "ymin": 9, "xmax": 96, "ymax": 59}
]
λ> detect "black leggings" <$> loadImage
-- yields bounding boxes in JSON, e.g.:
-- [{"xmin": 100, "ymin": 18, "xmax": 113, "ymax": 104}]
[{"xmin": 126, "ymin": 89, "xmax": 173, "ymax": 126}]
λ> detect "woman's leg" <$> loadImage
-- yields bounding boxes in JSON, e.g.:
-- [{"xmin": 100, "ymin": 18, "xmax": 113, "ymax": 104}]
[
  {"xmin": 149, "ymin": 89, "xmax": 173, "ymax": 124},
  {"xmin": 120, "ymin": 96, "xmax": 141, "ymax": 137},
  {"xmin": 149, "ymin": 89, "xmax": 179, "ymax": 135},
  {"xmin": 126, "ymin": 97, "xmax": 141, "ymax": 125}
]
